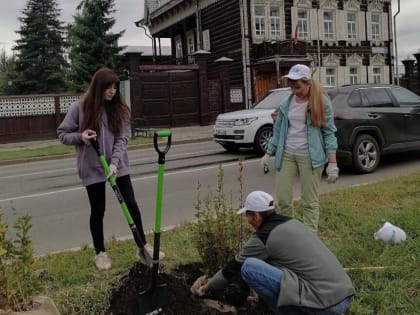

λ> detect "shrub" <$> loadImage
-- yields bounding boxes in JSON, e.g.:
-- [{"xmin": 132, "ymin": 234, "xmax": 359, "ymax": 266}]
[
  {"xmin": 0, "ymin": 207, "xmax": 40, "ymax": 311},
  {"xmin": 192, "ymin": 162, "xmax": 252, "ymax": 274}
]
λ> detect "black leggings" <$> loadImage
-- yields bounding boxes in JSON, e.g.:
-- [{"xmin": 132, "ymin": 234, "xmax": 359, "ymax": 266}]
[{"xmin": 86, "ymin": 175, "xmax": 146, "ymax": 254}]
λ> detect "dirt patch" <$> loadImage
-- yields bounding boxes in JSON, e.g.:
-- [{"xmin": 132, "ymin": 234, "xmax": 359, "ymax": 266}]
[{"xmin": 108, "ymin": 262, "xmax": 271, "ymax": 315}]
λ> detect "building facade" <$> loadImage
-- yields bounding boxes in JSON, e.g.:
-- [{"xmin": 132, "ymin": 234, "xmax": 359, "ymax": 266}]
[{"xmin": 141, "ymin": 0, "xmax": 393, "ymax": 108}]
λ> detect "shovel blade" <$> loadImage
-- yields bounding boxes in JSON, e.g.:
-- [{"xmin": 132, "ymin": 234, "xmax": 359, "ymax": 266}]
[{"xmin": 138, "ymin": 247, "xmax": 153, "ymax": 267}]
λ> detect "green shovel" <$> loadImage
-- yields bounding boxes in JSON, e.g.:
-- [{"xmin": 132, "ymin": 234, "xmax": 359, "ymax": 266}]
[
  {"xmin": 139, "ymin": 130, "xmax": 172, "ymax": 314},
  {"xmin": 90, "ymin": 139, "xmax": 153, "ymax": 267}
]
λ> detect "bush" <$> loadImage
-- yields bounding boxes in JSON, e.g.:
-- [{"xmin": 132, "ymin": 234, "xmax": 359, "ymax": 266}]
[
  {"xmin": 192, "ymin": 162, "xmax": 252, "ymax": 274},
  {"xmin": 0, "ymin": 207, "xmax": 40, "ymax": 311}
]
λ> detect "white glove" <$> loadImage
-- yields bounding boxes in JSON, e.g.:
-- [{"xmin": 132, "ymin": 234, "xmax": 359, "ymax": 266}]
[
  {"xmin": 81, "ymin": 129, "xmax": 96, "ymax": 145},
  {"xmin": 260, "ymin": 153, "xmax": 271, "ymax": 174},
  {"xmin": 190, "ymin": 275, "xmax": 208, "ymax": 297},
  {"xmin": 326, "ymin": 163, "xmax": 339, "ymax": 183},
  {"xmin": 107, "ymin": 164, "xmax": 117, "ymax": 179}
]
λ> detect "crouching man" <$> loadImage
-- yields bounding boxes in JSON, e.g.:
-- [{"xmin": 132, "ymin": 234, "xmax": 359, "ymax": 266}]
[{"xmin": 191, "ymin": 190, "xmax": 355, "ymax": 314}]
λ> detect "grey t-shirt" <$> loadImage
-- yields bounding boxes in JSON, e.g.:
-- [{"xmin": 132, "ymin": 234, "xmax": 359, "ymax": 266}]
[{"xmin": 285, "ymin": 96, "xmax": 308, "ymax": 156}]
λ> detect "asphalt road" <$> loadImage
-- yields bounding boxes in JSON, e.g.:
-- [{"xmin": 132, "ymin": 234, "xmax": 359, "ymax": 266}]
[{"xmin": 1, "ymin": 141, "xmax": 420, "ymax": 256}]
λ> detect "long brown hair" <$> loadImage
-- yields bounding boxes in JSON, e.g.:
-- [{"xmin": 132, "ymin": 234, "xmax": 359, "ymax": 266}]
[
  {"xmin": 305, "ymin": 79, "xmax": 327, "ymax": 127},
  {"xmin": 81, "ymin": 67, "xmax": 130, "ymax": 134}
]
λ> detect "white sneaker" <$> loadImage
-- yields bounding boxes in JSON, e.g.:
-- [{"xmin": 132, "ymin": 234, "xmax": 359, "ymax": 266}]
[
  {"xmin": 95, "ymin": 251, "xmax": 111, "ymax": 270},
  {"xmin": 144, "ymin": 243, "xmax": 165, "ymax": 260}
]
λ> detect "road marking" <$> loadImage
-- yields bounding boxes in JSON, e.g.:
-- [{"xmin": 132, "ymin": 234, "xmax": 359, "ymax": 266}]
[
  {"xmin": 0, "ymin": 160, "xmax": 256, "ymax": 203},
  {"xmin": 0, "ymin": 148, "xmax": 222, "ymax": 180},
  {"xmin": 0, "ymin": 168, "xmax": 76, "ymax": 180}
]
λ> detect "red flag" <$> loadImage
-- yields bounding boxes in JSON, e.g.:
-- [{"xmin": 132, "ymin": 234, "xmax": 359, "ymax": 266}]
[{"xmin": 293, "ymin": 25, "xmax": 298, "ymax": 45}]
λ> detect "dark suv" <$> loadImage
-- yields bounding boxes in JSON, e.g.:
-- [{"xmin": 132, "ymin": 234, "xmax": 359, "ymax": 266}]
[{"xmin": 327, "ymin": 84, "xmax": 420, "ymax": 173}]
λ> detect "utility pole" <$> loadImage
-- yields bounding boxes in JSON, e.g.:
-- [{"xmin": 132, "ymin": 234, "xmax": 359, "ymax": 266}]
[
  {"xmin": 317, "ymin": 0, "xmax": 321, "ymax": 81},
  {"xmin": 393, "ymin": 0, "xmax": 400, "ymax": 85}
]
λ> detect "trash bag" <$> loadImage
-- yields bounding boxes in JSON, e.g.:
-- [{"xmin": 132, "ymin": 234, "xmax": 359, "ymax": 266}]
[{"xmin": 374, "ymin": 222, "xmax": 406, "ymax": 245}]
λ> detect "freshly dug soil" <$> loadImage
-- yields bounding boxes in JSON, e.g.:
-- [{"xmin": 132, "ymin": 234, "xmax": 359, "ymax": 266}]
[{"xmin": 108, "ymin": 262, "xmax": 271, "ymax": 315}]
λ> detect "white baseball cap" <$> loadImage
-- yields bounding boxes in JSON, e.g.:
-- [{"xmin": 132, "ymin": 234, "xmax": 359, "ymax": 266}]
[
  {"xmin": 238, "ymin": 191, "xmax": 275, "ymax": 214},
  {"xmin": 282, "ymin": 64, "xmax": 312, "ymax": 80}
]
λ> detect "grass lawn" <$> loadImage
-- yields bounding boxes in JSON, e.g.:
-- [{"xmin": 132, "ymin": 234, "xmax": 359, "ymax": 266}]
[
  {"xmin": 0, "ymin": 137, "xmax": 152, "ymax": 162},
  {"xmin": 4, "ymin": 171, "xmax": 420, "ymax": 314}
]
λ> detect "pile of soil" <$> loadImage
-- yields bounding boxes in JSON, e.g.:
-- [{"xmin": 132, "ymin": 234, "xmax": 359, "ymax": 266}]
[{"xmin": 108, "ymin": 262, "xmax": 271, "ymax": 315}]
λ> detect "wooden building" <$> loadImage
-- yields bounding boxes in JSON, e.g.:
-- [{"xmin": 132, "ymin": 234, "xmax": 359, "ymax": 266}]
[
  {"xmin": 400, "ymin": 52, "xmax": 420, "ymax": 97},
  {"xmin": 140, "ymin": 0, "xmax": 393, "ymax": 108}
]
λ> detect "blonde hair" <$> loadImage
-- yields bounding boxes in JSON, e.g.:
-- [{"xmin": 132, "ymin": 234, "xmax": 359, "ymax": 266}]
[{"xmin": 304, "ymin": 79, "xmax": 327, "ymax": 127}]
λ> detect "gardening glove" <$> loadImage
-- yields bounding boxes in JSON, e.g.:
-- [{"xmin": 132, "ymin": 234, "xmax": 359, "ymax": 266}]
[
  {"xmin": 260, "ymin": 153, "xmax": 271, "ymax": 174},
  {"xmin": 107, "ymin": 164, "xmax": 117, "ymax": 179},
  {"xmin": 191, "ymin": 275, "xmax": 208, "ymax": 297},
  {"xmin": 81, "ymin": 129, "xmax": 96, "ymax": 145},
  {"xmin": 326, "ymin": 163, "xmax": 339, "ymax": 184}
]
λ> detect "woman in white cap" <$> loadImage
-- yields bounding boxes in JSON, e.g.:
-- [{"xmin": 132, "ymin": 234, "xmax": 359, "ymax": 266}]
[{"xmin": 261, "ymin": 64, "xmax": 338, "ymax": 233}]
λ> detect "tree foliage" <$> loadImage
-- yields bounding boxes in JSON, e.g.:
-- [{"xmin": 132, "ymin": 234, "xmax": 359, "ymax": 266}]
[
  {"xmin": 0, "ymin": 50, "xmax": 19, "ymax": 95},
  {"xmin": 13, "ymin": 0, "xmax": 68, "ymax": 94},
  {"xmin": 68, "ymin": 0, "xmax": 124, "ymax": 92}
]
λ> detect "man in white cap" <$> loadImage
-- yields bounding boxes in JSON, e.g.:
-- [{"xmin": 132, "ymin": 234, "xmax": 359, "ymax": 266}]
[{"xmin": 191, "ymin": 191, "xmax": 354, "ymax": 314}]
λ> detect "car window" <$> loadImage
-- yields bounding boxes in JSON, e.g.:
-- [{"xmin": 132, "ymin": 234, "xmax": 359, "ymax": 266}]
[
  {"xmin": 347, "ymin": 90, "xmax": 362, "ymax": 107},
  {"xmin": 253, "ymin": 89, "xmax": 291, "ymax": 109},
  {"xmin": 389, "ymin": 87, "xmax": 420, "ymax": 107},
  {"xmin": 361, "ymin": 88, "xmax": 393, "ymax": 107}
]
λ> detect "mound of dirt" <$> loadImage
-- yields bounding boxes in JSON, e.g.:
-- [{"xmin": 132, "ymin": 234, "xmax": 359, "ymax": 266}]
[{"xmin": 108, "ymin": 262, "xmax": 271, "ymax": 315}]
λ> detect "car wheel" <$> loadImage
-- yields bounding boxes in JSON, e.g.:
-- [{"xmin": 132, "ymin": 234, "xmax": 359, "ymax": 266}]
[
  {"xmin": 254, "ymin": 125, "xmax": 273, "ymax": 154},
  {"xmin": 221, "ymin": 143, "xmax": 239, "ymax": 153},
  {"xmin": 352, "ymin": 134, "xmax": 380, "ymax": 173}
]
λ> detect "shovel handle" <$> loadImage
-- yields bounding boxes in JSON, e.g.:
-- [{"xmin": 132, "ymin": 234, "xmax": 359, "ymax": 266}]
[
  {"xmin": 153, "ymin": 130, "xmax": 172, "ymax": 159},
  {"xmin": 90, "ymin": 139, "xmax": 153, "ymax": 266}
]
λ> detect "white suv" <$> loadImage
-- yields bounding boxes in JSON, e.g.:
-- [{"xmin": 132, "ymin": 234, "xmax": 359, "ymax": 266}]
[{"xmin": 213, "ymin": 88, "xmax": 291, "ymax": 153}]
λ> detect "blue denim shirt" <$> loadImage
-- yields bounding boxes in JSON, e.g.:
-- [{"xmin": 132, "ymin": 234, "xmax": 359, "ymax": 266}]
[{"xmin": 266, "ymin": 94, "xmax": 337, "ymax": 169}]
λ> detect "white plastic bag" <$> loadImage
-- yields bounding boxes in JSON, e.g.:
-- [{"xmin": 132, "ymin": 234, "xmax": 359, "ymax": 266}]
[{"xmin": 374, "ymin": 222, "xmax": 406, "ymax": 245}]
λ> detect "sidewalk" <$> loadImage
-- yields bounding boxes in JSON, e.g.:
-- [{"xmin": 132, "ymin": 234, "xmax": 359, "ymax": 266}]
[{"xmin": 0, "ymin": 125, "xmax": 215, "ymax": 151}]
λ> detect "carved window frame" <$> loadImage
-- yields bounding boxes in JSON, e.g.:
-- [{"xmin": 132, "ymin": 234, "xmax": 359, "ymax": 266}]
[{"xmin": 251, "ymin": 0, "xmax": 285, "ymax": 43}]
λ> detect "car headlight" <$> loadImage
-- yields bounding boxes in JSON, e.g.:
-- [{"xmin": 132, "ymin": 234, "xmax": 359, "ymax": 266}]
[{"xmin": 233, "ymin": 117, "xmax": 258, "ymax": 126}]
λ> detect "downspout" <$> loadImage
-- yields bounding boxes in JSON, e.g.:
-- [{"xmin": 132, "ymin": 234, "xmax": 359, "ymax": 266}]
[
  {"xmin": 393, "ymin": 0, "xmax": 400, "ymax": 85},
  {"xmin": 364, "ymin": 8, "xmax": 368, "ymax": 84},
  {"xmin": 195, "ymin": 0, "xmax": 202, "ymax": 50},
  {"xmin": 137, "ymin": 24, "xmax": 156, "ymax": 64},
  {"xmin": 240, "ymin": 0, "xmax": 252, "ymax": 109}
]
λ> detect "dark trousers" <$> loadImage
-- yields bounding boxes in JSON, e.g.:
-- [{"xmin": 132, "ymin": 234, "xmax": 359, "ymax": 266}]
[{"xmin": 86, "ymin": 175, "xmax": 146, "ymax": 254}]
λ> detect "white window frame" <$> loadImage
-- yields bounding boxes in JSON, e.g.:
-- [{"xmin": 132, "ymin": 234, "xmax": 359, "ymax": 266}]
[
  {"xmin": 270, "ymin": 6, "xmax": 281, "ymax": 37},
  {"xmin": 347, "ymin": 12, "xmax": 357, "ymax": 40},
  {"xmin": 371, "ymin": 13, "xmax": 381, "ymax": 40},
  {"xmin": 297, "ymin": 8, "xmax": 308, "ymax": 39},
  {"xmin": 323, "ymin": 11, "xmax": 334, "ymax": 39},
  {"xmin": 373, "ymin": 67, "xmax": 381, "ymax": 84},
  {"xmin": 202, "ymin": 29, "xmax": 211, "ymax": 51},
  {"xmin": 252, "ymin": 2, "xmax": 284, "ymax": 40},
  {"xmin": 174, "ymin": 35, "xmax": 183, "ymax": 60},
  {"xmin": 186, "ymin": 31, "xmax": 195, "ymax": 64},
  {"xmin": 326, "ymin": 68, "xmax": 336, "ymax": 87},
  {"xmin": 349, "ymin": 67, "xmax": 358, "ymax": 85},
  {"xmin": 255, "ymin": 5, "xmax": 266, "ymax": 37}
]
